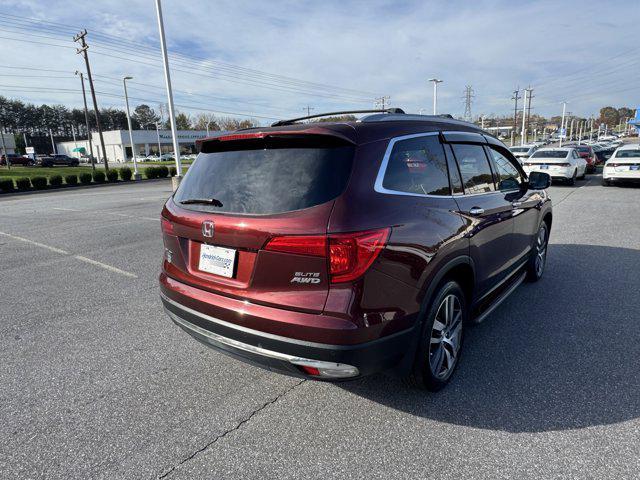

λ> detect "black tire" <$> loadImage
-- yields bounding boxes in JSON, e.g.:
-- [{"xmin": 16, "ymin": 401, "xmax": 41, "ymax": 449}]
[
  {"xmin": 602, "ymin": 178, "xmax": 611, "ymax": 187},
  {"xmin": 567, "ymin": 170, "xmax": 576, "ymax": 186},
  {"xmin": 526, "ymin": 222, "xmax": 549, "ymax": 282},
  {"xmin": 404, "ymin": 281, "xmax": 466, "ymax": 391}
]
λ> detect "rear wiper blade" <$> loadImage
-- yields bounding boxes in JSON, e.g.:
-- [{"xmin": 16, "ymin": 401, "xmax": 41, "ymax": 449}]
[{"xmin": 179, "ymin": 198, "xmax": 224, "ymax": 207}]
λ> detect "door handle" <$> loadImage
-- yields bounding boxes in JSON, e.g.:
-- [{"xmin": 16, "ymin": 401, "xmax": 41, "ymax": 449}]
[
  {"xmin": 468, "ymin": 207, "xmax": 485, "ymax": 216},
  {"xmin": 512, "ymin": 201, "xmax": 523, "ymax": 208}
]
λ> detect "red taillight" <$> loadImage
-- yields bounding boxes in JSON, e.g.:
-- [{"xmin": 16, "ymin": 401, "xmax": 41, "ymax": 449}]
[
  {"xmin": 263, "ymin": 235, "xmax": 326, "ymax": 256},
  {"xmin": 329, "ymin": 229, "xmax": 390, "ymax": 282},
  {"xmin": 161, "ymin": 216, "xmax": 175, "ymax": 235},
  {"xmin": 264, "ymin": 228, "xmax": 390, "ymax": 283}
]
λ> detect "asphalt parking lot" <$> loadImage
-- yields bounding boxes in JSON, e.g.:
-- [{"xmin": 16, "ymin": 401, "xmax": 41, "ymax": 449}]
[{"xmin": 1, "ymin": 175, "xmax": 639, "ymax": 479}]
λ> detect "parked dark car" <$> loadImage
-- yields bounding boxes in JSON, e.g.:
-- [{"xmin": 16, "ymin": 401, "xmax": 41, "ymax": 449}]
[
  {"xmin": 0, "ymin": 153, "xmax": 33, "ymax": 166},
  {"xmin": 159, "ymin": 110, "xmax": 553, "ymax": 391},
  {"xmin": 36, "ymin": 154, "xmax": 79, "ymax": 167}
]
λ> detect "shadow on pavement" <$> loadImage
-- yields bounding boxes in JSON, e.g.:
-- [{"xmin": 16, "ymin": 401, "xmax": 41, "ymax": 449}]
[{"xmin": 339, "ymin": 244, "xmax": 640, "ymax": 433}]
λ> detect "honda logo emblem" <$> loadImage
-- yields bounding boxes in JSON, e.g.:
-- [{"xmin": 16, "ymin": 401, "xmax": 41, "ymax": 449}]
[{"xmin": 202, "ymin": 221, "xmax": 215, "ymax": 238}]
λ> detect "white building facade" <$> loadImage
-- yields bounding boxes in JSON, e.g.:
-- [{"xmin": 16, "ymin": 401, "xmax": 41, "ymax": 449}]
[{"xmin": 56, "ymin": 129, "xmax": 215, "ymax": 163}]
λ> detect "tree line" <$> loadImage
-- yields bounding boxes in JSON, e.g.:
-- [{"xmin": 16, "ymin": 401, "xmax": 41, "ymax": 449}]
[{"xmin": 0, "ymin": 96, "xmax": 260, "ymax": 137}]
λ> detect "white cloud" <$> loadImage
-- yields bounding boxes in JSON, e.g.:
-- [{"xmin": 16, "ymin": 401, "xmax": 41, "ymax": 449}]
[{"xmin": 0, "ymin": 0, "xmax": 637, "ymax": 123}]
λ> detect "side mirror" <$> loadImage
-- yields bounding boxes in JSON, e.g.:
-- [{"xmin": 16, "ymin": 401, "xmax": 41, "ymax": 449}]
[{"xmin": 528, "ymin": 171, "xmax": 551, "ymax": 190}]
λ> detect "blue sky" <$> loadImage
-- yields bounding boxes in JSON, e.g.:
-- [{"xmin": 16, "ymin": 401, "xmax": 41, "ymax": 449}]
[{"xmin": 0, "ymin": 0, "xmax": 637, "ymax": 124}]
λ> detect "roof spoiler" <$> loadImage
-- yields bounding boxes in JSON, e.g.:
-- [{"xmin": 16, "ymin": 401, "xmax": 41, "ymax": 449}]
[{"xmin": 271, "ymin": 108, "xmax": 405, "ymax": 127}]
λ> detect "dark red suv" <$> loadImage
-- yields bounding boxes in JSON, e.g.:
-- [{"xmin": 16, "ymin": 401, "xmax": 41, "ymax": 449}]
[{"xmin": 160, "ymin": 110, "xmax": 553, "ymax": 390}]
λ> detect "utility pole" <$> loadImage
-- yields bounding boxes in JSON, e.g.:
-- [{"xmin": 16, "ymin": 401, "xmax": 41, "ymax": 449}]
[
  {"xmin": 374, "ymin": 96, "xmax": 390, "ymax": 110},
  {"xmin": 520, "ymin": 89, "xmax": 529, "ymax": 146},
  {"xmin": 511, "ymin": 88, "xmax": 520, "ymax": 146},
  {"xmin": 559, "ymin": 102, "xmax": 567, "ymax": 147},
  {"xmin": 569, "ymin": 117, "xmax": 575, "ymax": 141},
  {"xmin": 75, "ymin": 71, "xmax": 95, "ymax": 171},
  {"xmin": 303, "ymin": 105, "xmax": 314, "ymax": 119},
  {"xmin": 428, "ymin": 79, "xmax": 443, "ymax": 115},
  {"xmin": 74, "ymin": 30, "xmax": 108, "ymax": 170},
  {"xmin": 72, "ymin": 125, "xmax": 77, "ymax": 150},
  {"xmin": 463, "ymin": 85, "xmax": 474, "ymax": 122},
  {"xmin": 155, "ymin": 0, "xmax": 182, "ymax": 184},
  {"xmin": 589, "ymin": 116, "xmax": 594, "ymax": 141},
  {"xmin": 524, "ymin": 87, "xmax": 534, "ymax": 144}
]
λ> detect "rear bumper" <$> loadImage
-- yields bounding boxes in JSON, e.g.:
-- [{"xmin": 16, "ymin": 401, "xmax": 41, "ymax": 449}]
[
  {"xmin": 523, "ymin": 166, "xmax": 574, "ymax": 179},
  {"xmin": 603, "ymin": 168, "xmax": 640, "ymax": 181},
  {"xmin": 160, "ymin": 290, "xmax": 414, "ymax": 380}
]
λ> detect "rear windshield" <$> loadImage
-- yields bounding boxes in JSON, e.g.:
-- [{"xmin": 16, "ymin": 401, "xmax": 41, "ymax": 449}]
[
  {"xmin": 174, "ymin": 139, "xmax": 354, "ymax": 215},
  {"xmin": 531, "ymin": 150, "xmax": 568, "ymax": 158},
  {"xmin": 510, "ymin": 147, "xmax": 530, "ymax": 152},
  {"xmin": 575, "ymin": 146, "xmax": 590, "ymax": 153},
  {"xmin": 616, "ymin": 150, "xmax": 640, "ymax": 158}
]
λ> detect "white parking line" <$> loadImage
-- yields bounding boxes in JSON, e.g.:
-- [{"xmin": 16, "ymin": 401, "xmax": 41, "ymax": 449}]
[
  {"xmin": 0, "ymin": 230, "xmax": 137, "ymax": 278},
  {"xmin": 73, "ymin": 255, "xmax": 138, "ymax": 278},
  {"xmin": 53, "ymin": 207, "xmax": 159, "ymax": 222},
  {"xmin": 0, "ymin": 231, "xmax": 69, "ymax": 255}
]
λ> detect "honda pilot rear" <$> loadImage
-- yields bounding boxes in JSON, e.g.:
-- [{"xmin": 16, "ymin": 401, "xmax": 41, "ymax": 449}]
[{"xmin": 159, "ymin": 128, "xmax": 405, "ymax": 379}]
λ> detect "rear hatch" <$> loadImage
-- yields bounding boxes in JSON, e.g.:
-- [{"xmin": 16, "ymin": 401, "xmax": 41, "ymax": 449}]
[{"xmin": 161, "ymin": 131, "xmax": 355, "ymax": 313}]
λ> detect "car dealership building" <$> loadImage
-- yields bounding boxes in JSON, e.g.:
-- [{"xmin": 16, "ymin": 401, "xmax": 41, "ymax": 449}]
[{"xmin": 56, "ymin": 129, "xmax": 213, "ymax": 163}]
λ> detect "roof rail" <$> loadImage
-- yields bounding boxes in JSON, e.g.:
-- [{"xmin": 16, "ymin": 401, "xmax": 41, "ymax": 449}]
[{"xmin": 271, "ymin": 108, "xmax": 405, "ymax": 127}]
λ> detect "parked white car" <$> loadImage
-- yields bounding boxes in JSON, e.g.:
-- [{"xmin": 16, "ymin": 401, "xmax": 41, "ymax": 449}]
[
  {"xmin": 602, "ymin": 144, "xmax": 640, "ymax": 186},
  {"xmin": 522, "ymin": 148, "xmax": 587, "ymax": 185},
  {"xmin": 509, "ymin": 145, "xmax": 538, "ymax": 162}
]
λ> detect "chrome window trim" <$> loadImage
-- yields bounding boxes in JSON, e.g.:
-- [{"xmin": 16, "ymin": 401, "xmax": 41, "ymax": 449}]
[
  {"xmin": 373, "ymin": 130, "xmax": 522, "ymax": 199},
  {"xmin": 373, "ymin": 132, "xmax": 447, "ymax": 198}
]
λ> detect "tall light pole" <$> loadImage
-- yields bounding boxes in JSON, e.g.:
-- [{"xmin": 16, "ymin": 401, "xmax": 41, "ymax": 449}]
[
  {"xmin": 428, "ymin": 78, "xmax": 443, "ymax": 115},
  {"xmin": 155, "ymin": 122, "xmax": 162, "ymax": 157},
  {"xmin": 155, "ymin": 0, "xmax": 182, "ymax": 187},
  {"xmin": 122, "ymin": 76, "xmax": 141, "ymax": 180},
  {"xmin": 559, "ymin": 102, "xmax": 567, "ymax": 147}
]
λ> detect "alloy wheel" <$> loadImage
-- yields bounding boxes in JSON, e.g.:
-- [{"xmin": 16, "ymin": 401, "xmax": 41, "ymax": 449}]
[
  {"xmin": 429, "ymin": 294, "xmax": 463, "ymax": 380},
  {"xmin": 535, "ymin": 225, "xmax": 548, "ymax": 277}
]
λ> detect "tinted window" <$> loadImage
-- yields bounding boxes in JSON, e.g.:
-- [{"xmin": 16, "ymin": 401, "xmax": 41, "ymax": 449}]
[
  {"xmin": 174, "ymin": 144, "xmax": 354, "ymax": 215},
  {"xmin": 382, "ymin": 135, "xmax": 451, "ymax": 195},
  {"xmin": 617, "ymin": 150, "xmax": 640, "ymax": 158},
  {"xmin": 531, "ymin": 150, "xmax": 569, "ymax": 159},
  {"xmin": 450, "ymin": 144, "xmax": 496, "ymax": 194},
  {"xmin": 488, "ymin": 147, "xmax": 522, "ymax": 191}
]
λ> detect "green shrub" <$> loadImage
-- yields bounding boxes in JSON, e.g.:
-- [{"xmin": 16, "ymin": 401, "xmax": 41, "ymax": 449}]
[
  {"xmin": 65, "ymin": 174, "xmax": 78, "ymax": 186},
  {"xmin": 16, "ymin": 177, "xmax": 31, "ymax": 190},
  {"xmin": 106, "ymin": 169, "xmax": 119, "ymax": 182},
  {"xmin": 31, "ymin": 176, "xmax": 48, "ymax": 190},
  {"xmin": 79, "ymin": 172, "xmax": 92, "ymax": 185},
  {"xmin": 0, "ymin": 178, "xmax": 14, "ymax": 192},
  {"xmin": 169, "ymin": 166, "xmax": 177, "ymax": 177},
  {"xmin": 157, "ymin": 165, "xmax": 169, "ymax": 178},
  {"xmin": 92, "ymin": 170, "xmax": 106, "ymax": 183},
  {"xmin": 145, "ymin": 166, "xmax": 159, "ymax": 179},
  {"xmin": 119, "ymin": 167, "xmax": 132, "ymax": 181},
  {"xmin": 49, "ymin": 175, "xmax": 63, "ymax": 187}
]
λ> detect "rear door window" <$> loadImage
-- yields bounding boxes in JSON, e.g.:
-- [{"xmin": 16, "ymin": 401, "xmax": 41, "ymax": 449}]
[
  {"xmin": 381, "ymin": 134, "xmax": 451, "ymax": 196},
  {"xmin": 174, "ymin": 137, "xmax": 354, "ymax": 215},
  {"xmin": 450, "ymin": 144, "xmax": 496, "ymax": 194}
]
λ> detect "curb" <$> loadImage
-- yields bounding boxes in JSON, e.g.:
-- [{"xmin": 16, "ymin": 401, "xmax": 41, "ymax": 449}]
[{"xmin": 0, "ymin": 177, "xmax": 173, "ymax": 199}]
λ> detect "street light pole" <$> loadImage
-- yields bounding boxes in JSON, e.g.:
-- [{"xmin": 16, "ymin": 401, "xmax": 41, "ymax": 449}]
[
  {"xmin": 123, "ymin": 76, "xmax": 141, "ymax": 180},
  {"xmin": 559, "ymin": 102, "xmax": 567, "ymax": 147},
  {"xmin": 428, "ymin": 78, "xmax": 443, "ymax": 115},
  {"xmin": 155, "ymin": 122, "xmax": 162, "ymax": 158},
  {"xmin": 155, "ymin": 0, "xmax": 182, "ymax": 188}
]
